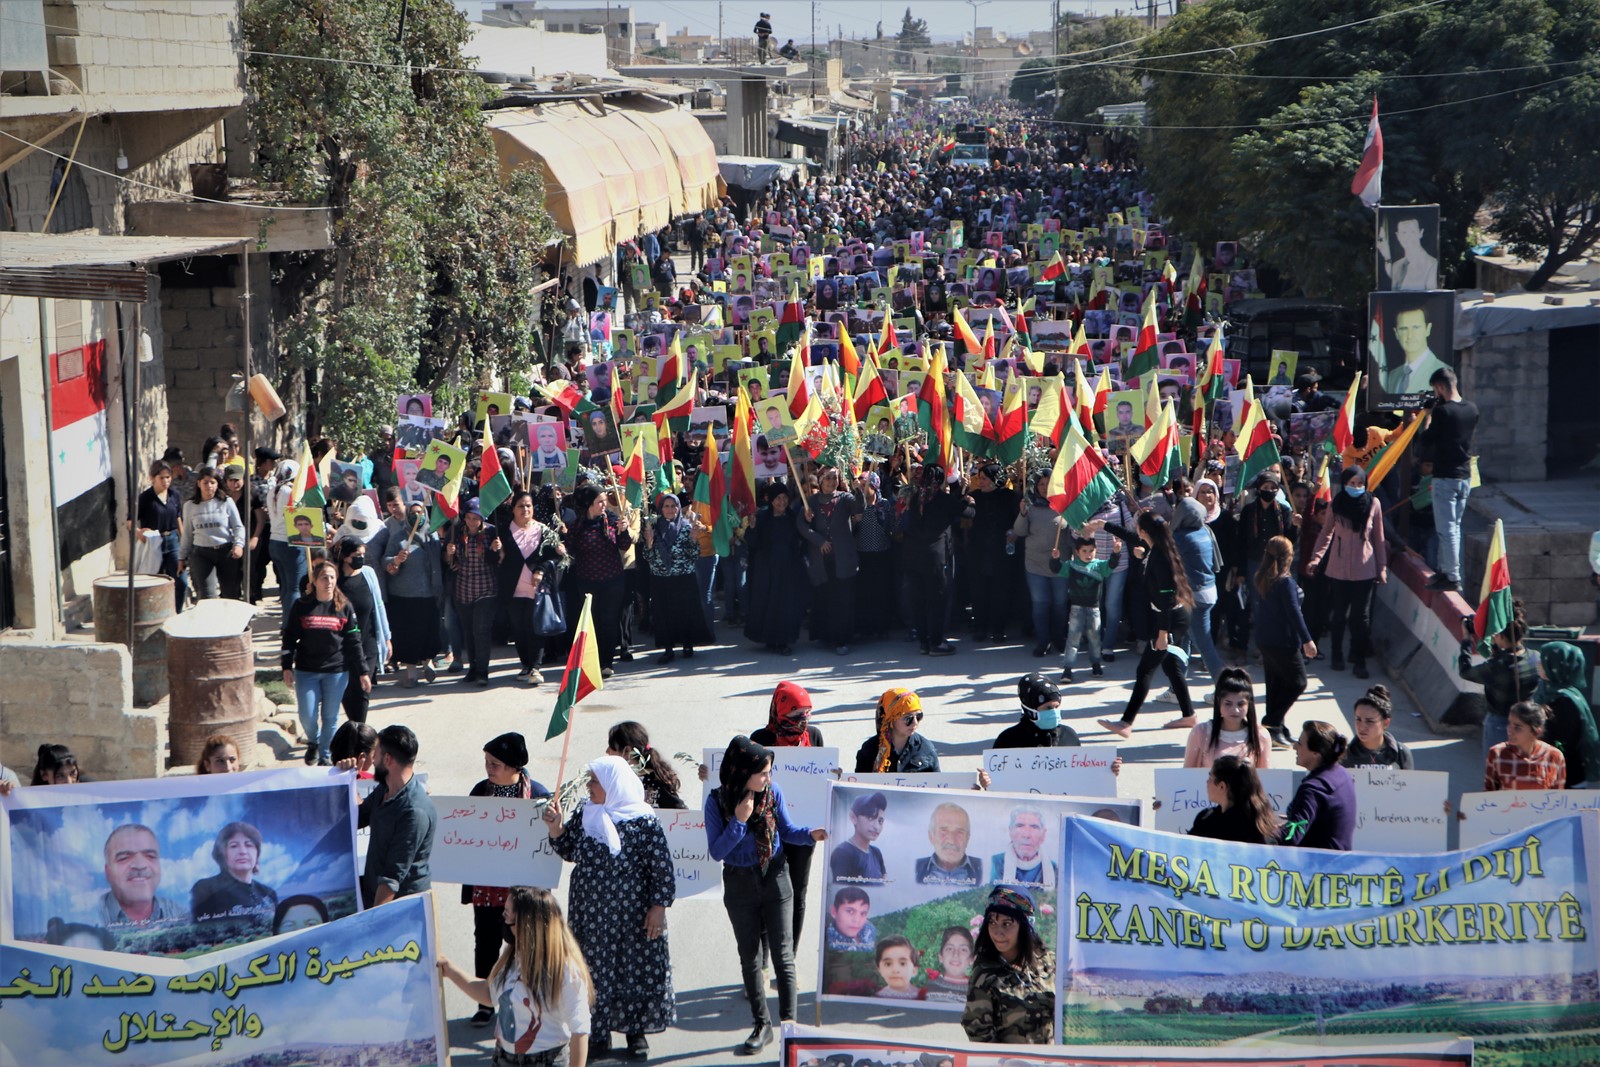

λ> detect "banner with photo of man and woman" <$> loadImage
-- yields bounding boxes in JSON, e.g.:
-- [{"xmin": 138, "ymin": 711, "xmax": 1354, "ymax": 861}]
[
  {"xmin": 1, "ymin": 768, "xmax": 360, "ymax": 959},
  {"xmin": 819, "ymin": 784, "xmax": 1126, "ymax": 1012}
]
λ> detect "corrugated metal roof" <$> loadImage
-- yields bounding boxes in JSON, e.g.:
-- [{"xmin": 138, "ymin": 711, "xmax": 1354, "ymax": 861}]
[{"xmin": 0, "ymin": 231, "xmax": 243, "ymax": 268}]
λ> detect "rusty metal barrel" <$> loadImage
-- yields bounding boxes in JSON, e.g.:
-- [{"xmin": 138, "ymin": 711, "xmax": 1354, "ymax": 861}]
[
  {"xmin": 163, "ymin": 600, "xmax": 261, "ymax": 769},
  {"xmin": 93, "ymin": 573, "xmax": 174, "ymax": 706}
]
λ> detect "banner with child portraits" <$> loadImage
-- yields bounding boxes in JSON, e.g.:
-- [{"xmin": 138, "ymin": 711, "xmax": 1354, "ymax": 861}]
[
  {"xmin": 0, "ymin": 768, "xmax": 360, "ymax": 961},
  {"xmin": 1059, "ymin": 812, "xmax": 1600, "ymax": 1066},
  {"xmin": 820, "ymin": 784, "xmax": 1087, "ymax": 1013}
]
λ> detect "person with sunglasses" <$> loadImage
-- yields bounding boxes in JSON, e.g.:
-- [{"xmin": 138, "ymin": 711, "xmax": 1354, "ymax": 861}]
[{"xmin": 854, "ymin": 689, "xmax": 939, "ymax": 774}]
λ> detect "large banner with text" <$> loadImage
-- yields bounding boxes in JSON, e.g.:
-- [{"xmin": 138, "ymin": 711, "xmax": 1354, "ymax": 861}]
[
  {"xmin": 0, "ymin": 893, "xmax": 445, "ymax": 1067},
  {"xmin": 1, "ymin": 768, "xmax": 360, "ymax": 959},
  {"xmin": 1058, "ymin": 812, "xmax": 1600, "ymax": 1066},
  {"xmin": 780, "ymin": 1022, "xmax": 1473, "ymax": 1067}
]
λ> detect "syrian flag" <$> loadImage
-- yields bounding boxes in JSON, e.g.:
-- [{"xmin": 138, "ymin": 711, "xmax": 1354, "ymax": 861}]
[
  {"xmin": 1474, "ymin": 519, "xmax": 1513, "ymax": 653},
  {"xmin": 546, "ymin": 594, "xmax": 604, "ymax": 741},
  {"xmin": 1047, "ymin": 420, "xmax": 1120, "ymax": 527},
  {"xmin": 48, "ymin": 339, "xmax": 113, "ymax": 510},
  {"xmin": 1351, "ymin": 96, "xmax": 1383, "ymax": 210}
]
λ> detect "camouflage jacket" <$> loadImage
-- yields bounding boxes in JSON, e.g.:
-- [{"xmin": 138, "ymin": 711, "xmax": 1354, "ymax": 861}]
[{"xmin": 960, "ymin": 952, "xmax": 1056, "ymax": 1044}]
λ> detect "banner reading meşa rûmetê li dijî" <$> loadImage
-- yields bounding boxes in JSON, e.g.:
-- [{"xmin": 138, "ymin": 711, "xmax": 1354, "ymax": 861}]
[{"xmin": 1059, "ymin": 811, "xmax": 1600, "ymax": 1067}]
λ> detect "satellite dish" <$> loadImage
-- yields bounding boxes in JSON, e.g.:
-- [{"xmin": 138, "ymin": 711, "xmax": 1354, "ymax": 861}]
[{"xmin": 1014, "ymin": 41, "xmax": 1033, "ymax": 56}]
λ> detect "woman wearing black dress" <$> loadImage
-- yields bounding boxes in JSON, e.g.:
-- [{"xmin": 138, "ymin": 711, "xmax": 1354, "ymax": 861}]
[{"xmin": 744, "ymin": 483, "xmax": 809, "ymax": 655}]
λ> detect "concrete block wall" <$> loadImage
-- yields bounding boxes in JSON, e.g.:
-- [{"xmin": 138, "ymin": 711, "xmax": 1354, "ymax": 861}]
[
  {"xmin": 51, "ymin": 0, "xmax": 243, "ymax": 103},
  {"xmin": 160, "ymin": 252, "xmax": 272, "ymax": 460},
  {"xmin": 0, "ymin": 641, "xmax": 161, "ymax": 781},
  {"xmin": 1457, "ymin": 331, "xmax": 1549, "ymax": 483},
  {"xmin": 1462, "ymin": 527, "xmax": 1596, "ymax": 630}
]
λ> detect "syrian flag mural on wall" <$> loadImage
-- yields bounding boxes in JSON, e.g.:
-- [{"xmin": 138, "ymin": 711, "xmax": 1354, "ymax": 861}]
[{"xmin": 50, "ymin": 339, "xmax": 116, "ymax": 561}]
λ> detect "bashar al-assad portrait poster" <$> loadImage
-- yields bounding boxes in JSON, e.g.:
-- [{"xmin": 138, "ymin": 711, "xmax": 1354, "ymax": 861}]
[
  {"xmin": 1376, "ymin": 205, "xmax": 1440, "ymax": 292},
  {"xmin": 1368, "ymin": 290, "xmax": 1456, "ymax": 411}
]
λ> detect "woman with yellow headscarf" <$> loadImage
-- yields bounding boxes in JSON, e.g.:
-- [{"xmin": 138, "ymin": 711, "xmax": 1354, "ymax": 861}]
[{"xmin": 854, "ymin": 688, "xmax": 942, "ymax": 773}]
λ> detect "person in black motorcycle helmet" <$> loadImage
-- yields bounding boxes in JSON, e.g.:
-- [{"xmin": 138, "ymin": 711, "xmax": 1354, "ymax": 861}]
[
  {"xmin": 992, "ymin": 673, "xmax": 1079, "ymax": 749},
  {"xmin": 991, "ymin": 675, "xmax": 1124, "ymax": 781}
]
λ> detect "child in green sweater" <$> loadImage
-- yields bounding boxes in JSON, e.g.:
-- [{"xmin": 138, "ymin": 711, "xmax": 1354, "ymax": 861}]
[{"xmin": 1050, "ymin": 537, "xmax": 1119, "ymax": 682}]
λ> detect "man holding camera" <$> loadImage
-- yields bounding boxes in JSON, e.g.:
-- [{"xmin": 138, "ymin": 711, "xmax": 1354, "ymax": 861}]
[{"xmin": 1418, "ymin": 367, "xmax": 1478, "ymax": 592}]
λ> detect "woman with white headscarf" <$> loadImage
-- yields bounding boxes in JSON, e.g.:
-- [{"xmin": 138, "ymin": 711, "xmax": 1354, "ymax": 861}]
[
  {"xmin": 543, "ymin": 755, "xmax": 676, "ymax": 1060},
  {"xmin": 267, "ymin": 459, "xmax": 307, "ymax": 604}
]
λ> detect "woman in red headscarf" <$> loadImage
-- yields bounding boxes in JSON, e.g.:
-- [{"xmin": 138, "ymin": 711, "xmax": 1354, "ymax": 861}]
[{"xmin": 752, "ymin": 682, "xmax": 824, "ymax": 948}]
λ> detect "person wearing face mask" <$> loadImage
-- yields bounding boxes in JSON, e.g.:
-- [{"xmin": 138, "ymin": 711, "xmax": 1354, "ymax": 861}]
[
  {"xmin": 992, "ymin": 674, "xmax": 1080, "ymax": 748},
  {"xmin": 336, "ymin": 539, "xmax": 390, "ymax": 724},
  {"xmin": 1304, "ymin": 466, "xmax": 1386, "ymax": 680}
]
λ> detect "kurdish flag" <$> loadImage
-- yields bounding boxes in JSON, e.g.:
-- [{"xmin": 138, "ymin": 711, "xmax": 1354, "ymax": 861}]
[
  {"xmin": 776, "ymin": 286, "xmax": 806, "ymax": 353},
  {"xmin": 1047, "ymin": 419, "xmax": 1120, "ymax": 527},
  {"xmin": 1041, "ymin": 251, "xmax": 1066, "ymax": 281},
  {"xmin": 693, "ymin": 432, "xmax": 738, "ymax": 556},
  {"xmin": 1073, "ymin": 362, "xmax": 1098, "ymax": 438},
  {"xmin": 1126, "ymin": 289, "xmax": 1161, "ymax": 383},
  {"xmin": 478, "ymin": 423, "xmax": 512, "ymax": 516},
  {"xmin": 786, "ymin": 345, "xmax": 815, "ymax": 420},
  {"xmin": 538, "ymin": 379, "xmax": 584, "ymax": 417},
  {"xmin": 290, "ymin": 440, "xmax": 325, "ymax": 508},
  {"xmin": 1333, "ymin": 371, "xmax": 1362, "ymax": 457},
  {"xmin": 652, "ymin": 369, "xmax": 697, "ymax": 432},
  {"xmin": 546, "ymin": 594, "xmax": 603, "ymax": 740},
  {"xmin": 658, "ymin": 333, "xmax": 686, "ymax": 407},
  {"xmin": 853, "ymin": 354, "xmax": 888, "ymax": 419},
  {"xmin": 838, "ymin": 328, "xmax": 861, "ymax": 378},
  {"xmin": 1313, "ymin": 454, "xmax": 1333, "ymax": 510},
  {"xmin": 1474, "ymin": 519, "xmax": 1513, "ymax": 652},
  {"xmin": 991, "ymin": 376, "xmax": 1027, "ymax": 465},
  {"xmin": 1069, "ymin": 321, "xmax": 1091, "ymax": 359},
  {"xmin": 622, "ymin": 432, "xmax": 648, "ymax": 508},
  {"xmin": 1131, "ymin": 400, "xmax": 1181, "ymax": 490},
  {"xmin": 918, "ymin": 348, "xmax": 952, "ymax": 469},
  {"xmin": 1197, "ymin": 329, "xmax": 1227, "ymax": 406},
  {"xmin": 953, "ymin": 305, "xmax": 984, "ymax": 356},
  {"xmin": 952, "ymin": 370, "xmax": 992, "ymax": 456},
  {"xmin": 1029, "ymin": 375, "xmax": 1073, "ymax": 445},
  {"xmin": 1234, "ymin": 397, "xmax": 1281, "ymax": 490},
  {"xmin": 609, "ymin": 363, "xmax": 627, "ymax": 427},
  {"xmin": 729, "ymin": 390, "xmax": 758, "ymax": 520}
]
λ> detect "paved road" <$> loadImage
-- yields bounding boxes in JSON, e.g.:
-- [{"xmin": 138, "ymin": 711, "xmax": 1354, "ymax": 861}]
[{"xmin": 251, "ymin": 582, "xmax": 1482, "ymax": 1065}]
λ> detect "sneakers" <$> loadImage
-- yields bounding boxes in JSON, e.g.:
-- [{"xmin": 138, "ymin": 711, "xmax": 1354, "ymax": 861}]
[
  {"xmin": 1091, "ymin": 663, "xmax": 1104, "ymax": 677},
  {"xmin": 600, "ymin": 666, "xmax": 615, "ymax": 679},
  {"xmin": 1151, "ymin": 687, "xmax": 1182, "ymax": 705},
  {"xmin": 1061, "ymin": 668, "xmax": 1074, "ymax": 682},
  {"xmin": 470, "ymin": 1006, "xmax": 493, "ymax": 1028},
  {"xmin": 524, "ymin": 668, "xmax": 543, "ymax": 686},
  {"xmin": 303, "ymin": 745, "xmax": 318, "ymax": 766}
]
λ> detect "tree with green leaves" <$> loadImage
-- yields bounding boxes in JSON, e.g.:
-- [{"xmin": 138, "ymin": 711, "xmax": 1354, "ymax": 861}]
[
  {"xmin": 1054, "ymin": 16, "xmax": 1146, "ymax": 124},
  {"xmin": 1009, "ymin": 57, "xmax": 1056, "ymax": 104},
  {"xmin": 896, "ymin": 7, "xmax": 931, "ymax": 66},
  {"xmin": 243, "ymin": 0, "xmax": 556, "ymax": 444}
]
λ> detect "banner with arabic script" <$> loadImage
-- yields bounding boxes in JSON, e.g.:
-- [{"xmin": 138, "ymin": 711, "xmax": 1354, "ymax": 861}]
[
  {"xmin": 779, "ymin": 1022, "xmax": 1473, "ymax": 1067},
  {"xmin": 0, "ymin": 892, "xmax": 445, "ymax": 1067},
  {"xmin": 1059, "ymin": 812, "xmax": 1600, "ymax": 1067},
  {"xmin": 1, "ymin": 768, "xmax": 360, "ymax": 959}
]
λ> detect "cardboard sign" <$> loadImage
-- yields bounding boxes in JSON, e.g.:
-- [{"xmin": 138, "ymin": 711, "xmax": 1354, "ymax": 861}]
[
  {"xmin": 982, "ymin": 747, "xmax": 1118, "ymax": 799},
  {"xmin": 428, "ymin": 795, "xmax": 562, "ymax": 889},
  {"xmin": 837, "ymin": 771, "xmax": 977, "ymax": 791},
  {"xmin": 1349, "ymin": 767, "xmax": 1450, "ymax": 852},
  {"xmin": 1150, "ymin": 767, "xmax": 1303, "ymax": 834},
  {"xmin": 702, "ymin": 747, "xmax": 842, "ymax": 826},
  {"xmin": 1457, "ymin": 789, "xmax": 1600, "ymax": 849},
  {"xmin": 656, "ymin": 806, "xmax": 720, "ymax": 901}
]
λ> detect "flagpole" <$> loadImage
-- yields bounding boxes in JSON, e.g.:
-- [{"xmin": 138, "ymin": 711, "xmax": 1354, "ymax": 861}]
[{"xmin": 551, "ymin": 594, "xmax": 592, "ymax": 793}]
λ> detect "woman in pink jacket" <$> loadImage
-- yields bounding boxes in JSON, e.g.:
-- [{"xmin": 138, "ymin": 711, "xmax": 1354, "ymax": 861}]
[{"xmin": 1305, "ymin": 466, "xmax": 1387, "ymax": 680}]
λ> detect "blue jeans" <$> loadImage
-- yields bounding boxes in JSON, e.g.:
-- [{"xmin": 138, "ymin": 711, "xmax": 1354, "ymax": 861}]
[
  {"xmin": 159, "ymin": 531, "xmax": 189, "ymax": 613},
  {"xmin": 1025, "ymin": 572, "xmax": 1069, "ymax": 647},
  {"xmin": 1064, "ymin": 604, "xmax": 1102, "ymax": 669},
  {"xmin": 1100, "ymin": 565, "xmax": 1127, "ymax": 652},
  {"xmin": 268, "ymin": 538, "xmax": 306, "ymax": 606},
  {"xmin": 1482, "ymin": 712, "xmax": 1509, "ymax": 764},
  {"xmin": 1430, "ymin": 476, "xmax": 1471, "ymax": 582},
  {"xmin": 1185, "ymin": 600, "xmax": 1225, "ymax": 679},
  {"xmin": 695, "ymin": 554, "xmax": 719, "ymax": 636},
  {"xmin": 295, "ymin": 669, "xmax": 348, "ymax": 762}
]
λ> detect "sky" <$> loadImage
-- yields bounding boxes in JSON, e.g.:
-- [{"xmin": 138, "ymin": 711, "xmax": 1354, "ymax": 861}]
[{"xmin": 463, "ymin": 0, "xmax": 1150, "ymax": 44}]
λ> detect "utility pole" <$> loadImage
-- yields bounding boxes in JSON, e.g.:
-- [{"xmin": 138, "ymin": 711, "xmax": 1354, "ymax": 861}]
[
  {"xmin": 717, "ymin": 1, "xmax": 723, "ymax": 58},
  {"xmin": 966, "ymin": 0, "xmax": 990, "ymax": 96},
  {"xmin": 1053, "ymin": 0, "xmax": 1060, "ymax": 61},
  {"xmin": 811, "ymin": 0, "xmax": 816, "ymax": 98}
]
